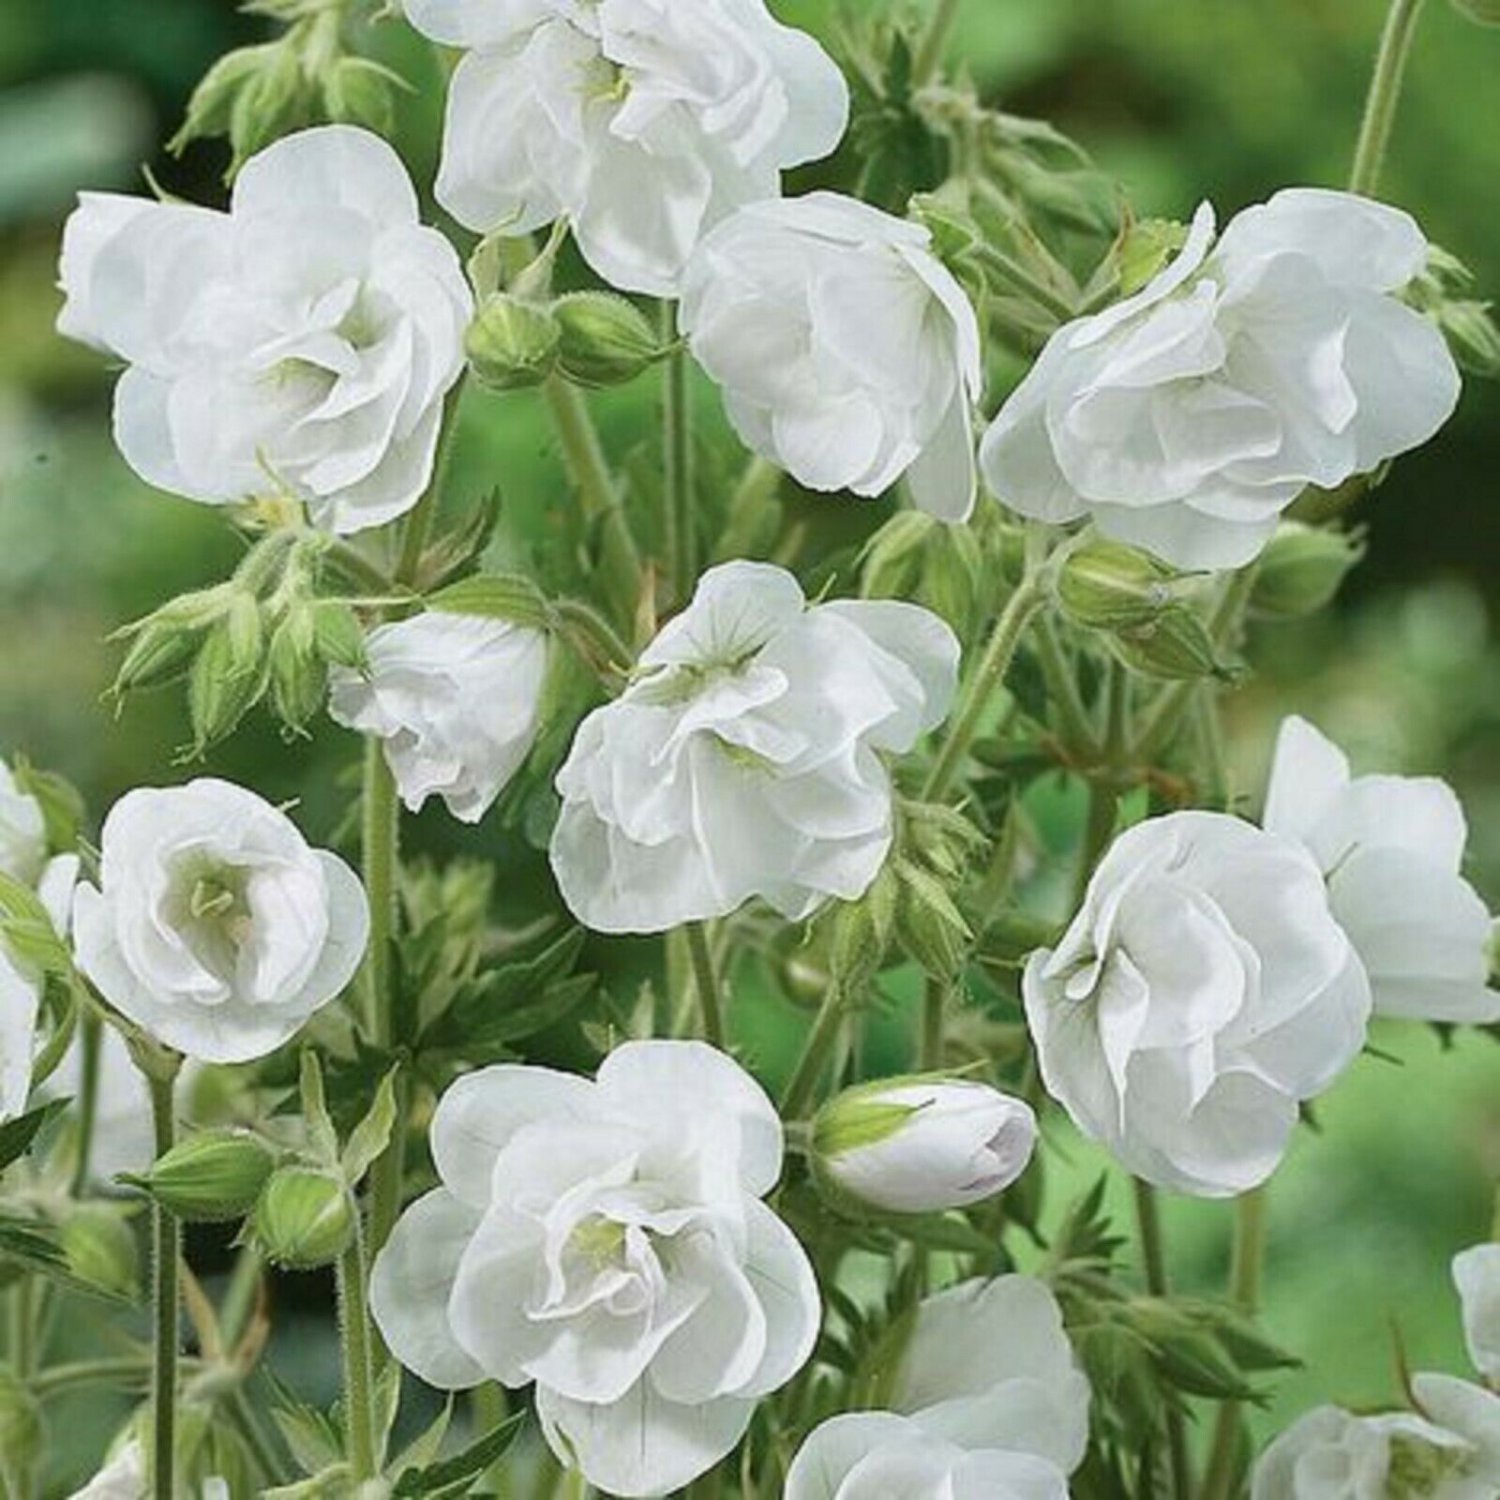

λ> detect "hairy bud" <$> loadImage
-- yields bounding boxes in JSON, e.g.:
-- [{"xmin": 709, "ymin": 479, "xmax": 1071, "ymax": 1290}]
[
  {"xmin": 466, "ymin": 294, "xmax": 562, "ymax": 391},
  {"xmin": 252, "ymin": 1166, "xmax": 355, "ymax": 1270},
  {"xmin": 552, "ymin": 292, "xmax": 665, "ymax": 389},
  {"xmin": 124, "ymin": 1129, "xmax": 277, "ymax": 1223}
]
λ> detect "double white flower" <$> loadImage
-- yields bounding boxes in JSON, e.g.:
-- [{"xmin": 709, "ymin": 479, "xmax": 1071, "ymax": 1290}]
[
  {"xmin": 787, "ymin": 1276, "xmax": 1091, "ymax": 1500},
  {"xmin": 370, "ymin": 1040, "xmax": 820, "ymax": 1498},
  {"xmin": 550, "ymin": 560, "xmax": 959, "ymax": 933},
  {"xmin": 1264, "ymin": 715, "xmax": 1498, "ymax": 1025},
  {"xmin": 1024, "ymin": 811, "xmax": 1372, "ymax": 1197},
  {"xmin": 405, "ymin": 0, "xmax": 848, "ymax": 297},
  {"xmin": 57, "ymin": 126, "xmax": 472, "ymax": 534},
  {"xmin": 983, "ymin": 190, "xmax": 1461, "ymax": 569},
  {"xmin": 1454, "ymin": 1244, "xmax": 1500, "ymax": 1386},
  {"xmin": 329, "ymin": 611, "xmax": 550, "ymax": 824},
  {"xmin": 681, "ymin": 193, "xmax": 985, "ymax": 521},
  {"xmin": 73, "ymin": 779, "xmax": 369, "ymax": 1064}
]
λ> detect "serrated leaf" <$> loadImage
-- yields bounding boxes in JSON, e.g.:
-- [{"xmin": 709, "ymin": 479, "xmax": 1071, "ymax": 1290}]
[{"xmin": 392, "ymin": 1412, "xmax": 525, "ymax": 1498}]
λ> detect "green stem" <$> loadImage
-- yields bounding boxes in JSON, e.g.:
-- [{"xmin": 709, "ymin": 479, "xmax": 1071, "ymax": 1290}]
[
  {"xmin": 924, "ymin": 576, "xmax": 1048, "ymax": 801},
  {"xmin": 913, "ymin": 0, "xmax": 964, "ymax": 85},
  {"xmin": 148, "ymin": 1070, "xmax": 180, "ymax": 1500},
  {"xmin": 1349, "ymin": 0, "xmax": 1428, "ymax": 197},
  {"xmin": 1200, "ymin": 1190, "xmax": 1270, "ymax": 1500},
  {"xmin": 396, "ymin": 372, "xmax": 469, "ymax": 586},
  {"xmin": 920, "ymin": 977, "xmax": 948, "ymax": 1071},
  {"xmin": 7, "ymin": 1281, "xmax": 35, "ymax": 1379},
  {"xmin": 324, "ymin": 538, "xmax": 401, "ymax": 598},
  {"xmin": 781, "ymin": 979, "xmax": 851, "ymax": 1120},
  {"xmin": 1134, "ymin": 1179, "xmax": 1192, "ymax": 1500},
  {"xmin": 662, "ymin": 305, "xmax": 696, "ymax": 602},
  {"xmin": 1075, "ymin": 779, "xmax": 1118, "ymax": 907},
  {"xmin": 1035, "ymin": 617, "xmax": 1099, "ymax": 758},
  {"xmin": 685, "ymin": 923, "xmax": 727, "ymax": 1049},
  {"xmin": 544, "ymin": 377, "xmax": 645, "ymax": 625},
  {"xmin": 337, "ymin": 1224, "xmax": 381, "ymax": 1482},
  {"xmin": 71, "ymin": 1010, "xmax": 103, "ymax": 1196},
  {"xmin": 973, "ymin": 244, "xmax": 1078, "ymax": 326}
]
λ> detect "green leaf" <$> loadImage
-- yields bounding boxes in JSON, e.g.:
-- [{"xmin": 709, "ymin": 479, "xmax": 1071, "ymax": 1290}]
[
  {"xmin": 0, "ymin": 1097, "xmax": 68, "ymax": 1172},
  {"xmin": 299, "ymin": 1050, "xmax": 340, "ymax": 1166},
  {"xmin": 392, "ymin": 1412, "xmax": 526, "ymax": 1498},
  {"xmin": 389, "ymin": 1401, "xmax": 453, "ymax": 1484},
  {"xmin": 340, "ymin": 1066, "xmax": 399, "ymax": 1187},
  {"xmin": 0, "ymin": 1213, "xmax": 137, "ymax": 1304}
]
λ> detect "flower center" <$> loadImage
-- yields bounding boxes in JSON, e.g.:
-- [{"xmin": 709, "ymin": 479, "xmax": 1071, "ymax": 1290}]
[
  {"xmin": 1387, "ymin": 1435, "xmax": 1471, "ymax": 1498},
  {"xmin": 570, "ymin": 1215, "xmax": 629, "ymax": 1268},
  {"xmin": 169, "ymin": 859, "xmax": 254, "ymax": 977}
]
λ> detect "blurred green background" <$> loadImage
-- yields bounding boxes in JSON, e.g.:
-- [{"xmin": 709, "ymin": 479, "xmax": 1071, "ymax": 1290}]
[{"xmin": 2, "ymin": 0, "xmax": 1498, "ymax": 1475}]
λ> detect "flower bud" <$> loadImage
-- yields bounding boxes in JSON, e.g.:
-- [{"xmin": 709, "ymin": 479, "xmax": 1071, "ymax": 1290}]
[
  {"xmin": 168, "ymin": 44, "xmax": 281, "ymax": 155},
  {"xmin": 322, "ymin": 57, "xmax": 398, "ymax": 136},
  {"xmin": 1437, "ymin": 299, "xmax": 1500, "ymax": 378},
  {"xmin": 552, "ymin": 292, "xmax": 665, "ymax": 389},
  {"xmin": 1250, "ymin": 522, "xmax": 1364, "ymax": 618},
  {"xmin": 1108, "ymin": 605, "xmax": 1228, "ymax": 680},
  {"xmin": 111, "ymin": 621, "xmax": 200, "ymax": 697},
  {"xmin": 811, "ymin": 1077, "xmax": 1037, "ymax": 1215},
  {"xmin": 1057, "ymin": 539, "xmax": 1181, "ymax": 630},
  {"xmin": 466, "ymin": 294, "xmax": 562, "ymax": 391},
  {"xmin": 188, "ymin": 611, "xmax": 269, "ymax": 750},
  {"xmin": 123, "ymin": 1129, "xmax": 276, "ymax": 1223},
  {"xmin": 59, "ymin": 1204, "xmax": 140, "ymax": 1300},
  {"xmin": 252, "ymin": 1165, "xmax": 355, "ymax": 1270},
  {"xmin": 267, "ymin": 602, "xmax": 327, "ymax": 733}
]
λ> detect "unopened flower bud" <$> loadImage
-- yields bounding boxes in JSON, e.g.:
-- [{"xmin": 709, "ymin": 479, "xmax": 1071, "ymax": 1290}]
[
  {"xmin": 552, "ymin": 292, "xmax": 664, "ymax": 389},
  {"xmin": 1251, "ymin": 522, "xmax": 1364, "ymax": 618},
  {"xmin": 253, "ymin": 1165, "xmax": 355, "ymax": 1270},
  {"xmin": 1438, "ymin": 299, "xmax": 1500, "ymax": 377},
  {"xmin": 123, "ymin": 1129, "xmax": 276, "ymax": 1223},
  {"xmin": 1108, "ymin": 605, "xmax": 1227, "ymax": 681},
  {"xmin": 322, "ymin": 57, "xmax": 399, "ymax": 136},
  {"xmin": 268, "ymin": 601, "xmax": 327, "ymax": 733},
  {"xmin": 1057, "ymin": 539, "xmax": 1181, "ymax": 630},
  {"xmin": 168, "ymin": 44, "xmax": 281, "ymax": 155},
  {"xmin": 466, "ymin": 293, "xmax": 562, "ymax": 391},
  {"xmin": 812, "ymin": 1077, "xmax": 1037, "ymax": 1215},
  {"xmin": 188, "ymin": 612, "xmax": 269, "ymax": 750},
  {"xmin": 59, "ymin": 1204, "xmax": 140, "ymax": 1300}
]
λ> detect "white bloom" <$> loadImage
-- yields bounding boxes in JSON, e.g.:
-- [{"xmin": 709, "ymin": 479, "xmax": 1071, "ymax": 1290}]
[
  {"xmin": 72, "ymin": 779, "xmax": 369, "ymax": 1064},
  {"xmin": 1252, "ymin": 1377, "xmax": 1500, "ymax": 1500},
  {"xmin": 982, "ymin": 190, "xmax": 1461, "ymax": 569},
  {"xmin": 1023, "ymin": 811, "xmax": 1371, "ymax": 1197},
  {"xmin": 57, "ymin": 126, "xmax": 472, "ymax": 534},
  {"xmin": 1, "ymin": 854, "xmax": 78, "ymax": 1122},
  {"xmin": 1454, "ymin": 1245, "xmax": 1500, "ymax": 1384},
  {"xmin": 0, "ymin": 757, "xmax": 46, "ymax": 885},
  {"xmin": 370, "ymin": 1040, "xmax": 820, "ymax": 1498},
  {"xmin": 329, "ymin": 611, "xmax": 550, "ymax": 823},
  {"xmin": 785, "ymin": 1413, "xmax": 1069, "ymax": 1500},
  {"xmin": 1264, "ymin": 715, "xmax": 1499, "ymax": 1025},
  {"xmin": 813, "ymin": 1078, "xmax": 1037, "ymax": 1215},
  {"xmin": 681, "ymin": 193, "xmax": 984, "ymax": 521},
  {"xmin": 891, "ymin": 1276, "xmax": 1092, "ymax": 1478},
  {"xmin": 549, "ymin": 560, "xmax": 960, "ymax": 933},
  {"xmin": 405, "ymin": 0, "xmax": 848, "ymax": 297},
  {"xmin": 66, "ymin": 1441, "xmax": 147, "ymax": 1500}
]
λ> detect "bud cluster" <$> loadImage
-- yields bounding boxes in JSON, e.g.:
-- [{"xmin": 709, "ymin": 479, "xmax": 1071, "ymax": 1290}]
[
  {"xmin": 1408, "ymin": 244, "xmax": 1500, "ymax": 378},
  {"xmin": 467, "ymin": 290, "xmax": 672, "ymax": 393}
]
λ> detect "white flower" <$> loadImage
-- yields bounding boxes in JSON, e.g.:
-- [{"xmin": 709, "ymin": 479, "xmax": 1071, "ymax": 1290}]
[
  {"xmin": 57, "ymin": 126, "xmax": 472, "ymax": 535},
  {"xmin": 1, "ymin": 854, "xmax": 78, "ymax": 1123},
  {"xmin": 982, "ymin": 190, "xmax": 1461, "ymax": 569},
  {"xmin": 891, "ymin": 1276, "xmax": 1092, "ymax": 1478},
  {"xmin": 66, "ymin": 1441, "xmax": 147, "ymax": 1500},
  {"xmin": 549, "ymin": 560, "xmax": 960, "ymax": 933},
  {"xmin": 1023, "ymin": 811, "xmax": 1372, "ymax": 1197},
  {"xmin": 1264, "ymin": 715, "xmax": 1499, "ymax": 1025},
  {"xmin": 0, "ymin": 757, "xmax": 46, "ymax": 885},
  {"xmin": 72, "ymin": 779, "xmax": 370, "ymax": 1064},
  {"xmin": 786, "ymin": 1275, "xmax": 1089, "ymax": 1500},
  {"xmin": 405, "ymin": 0, "xmax": 848, "ymax": 297},
  {"xmin": 681, "ymin": 193, "xmax": 984, "ymax": 521},
  {"xmin": 813, "ymin": 1078, "xmax": 1037, "ymax": 1215},
  {"xmin": 1454, "ymin": 1245, "xmax": 1500, "ymax": 1385},
  {"xmin": 1252, "ymin": 1377, "xmax": 1500, "ymax": 1500},
  {"xmin": 370, "ymin": 1040, "xmax": 820, "ymax": 1498},
  {"xmin": 785, "ymin": 1413, "xmax": 1069, "ymax": 1500},
  {"xmin": 328, "ymin": 611, "xmax": 550, "ymax": 823}
]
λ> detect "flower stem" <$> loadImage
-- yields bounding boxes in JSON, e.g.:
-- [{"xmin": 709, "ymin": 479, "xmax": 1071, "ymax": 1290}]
[
  {"xmin": 913, "ymin": 0, "xmax": 964, "ymax": 85},
  {"xmin": 920, "ymin": 978, "xmax": 949, "ymax": 1071},
  {"xmin": 337, "ymin": 1223, "xmax": 381, "ymax": 1483},
  {"xmin": 148, "ymin": 1070, "xmax": 180, "ymax": 1500},
  {"xmin": 924, "ymin": 575, "xmax": 1048, "ymax": 801},
  {"xmin": 685, "ymin": 922, "xmax": 727, "ymax": 1048},
  {"xmin": 662, "ymin": 304, "xmax": 696, "ymax": 604},
  {"xmin": 544, "ymin": 377, "xmax": 646, "ymax": 625},
  {"xmin": 1200, "ymin": 1188, "xmax": 1270, "ymax": 1500},
  {"xmin": 70, "ymin": 1011, "xmax": 103, "ymax": 1197},
  {"xmin": 1133, "ymin": 1178, "xmax": 1192, "ymax": 1500},
  {"xmin": 1349, "ymin": 0, "xmax": 1428, "ymax": 198},
  {"xmin": 781, "ymin": 979, "xmax": 850, "ymax": 1119}
]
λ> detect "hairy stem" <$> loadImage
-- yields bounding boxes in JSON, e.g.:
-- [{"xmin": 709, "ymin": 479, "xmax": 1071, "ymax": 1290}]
[
  {"xmin": 337, "ymin": 1222, "xmax": 381, "ymax": 1482},
  {"xmin": 1200, "ymin": 1189, "xmax": 1270, "ymax": 1500},
  {"xmin": 913, "ymin": 0, "xmax": 964, "ymax": 86},
  {"xmin": 924, "ymin": 577, "xmax": 1048, "ymax": 801},
  {"xmin": 920, "ymin": 978, "xmax": 949, "ymax": 1071},
  {"xmin": 1349, "ymin": 0, "xmax": 1428, "ymax": 197},
  {"xmin": 149, "ymin": 1071, "xmax": 180, "ymax": 1500},
  {"xmin": 1134, "ymin": 1179, "xmax": 1192, "ymax": 1500},
  {"xmin": 685, "ymin": 922, "xmax": 727, "ymax": 1048},
  {"xmin": 781, "ymin": 979, "xmax": 851, "ymax": 1119},
  {"xmin": 70, "ymin": 1011, "xmax": 103, "ymax": 1197},
  {"xmin": 662, "ymin": 304, "xmax": 696, "ymax": 603}
]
